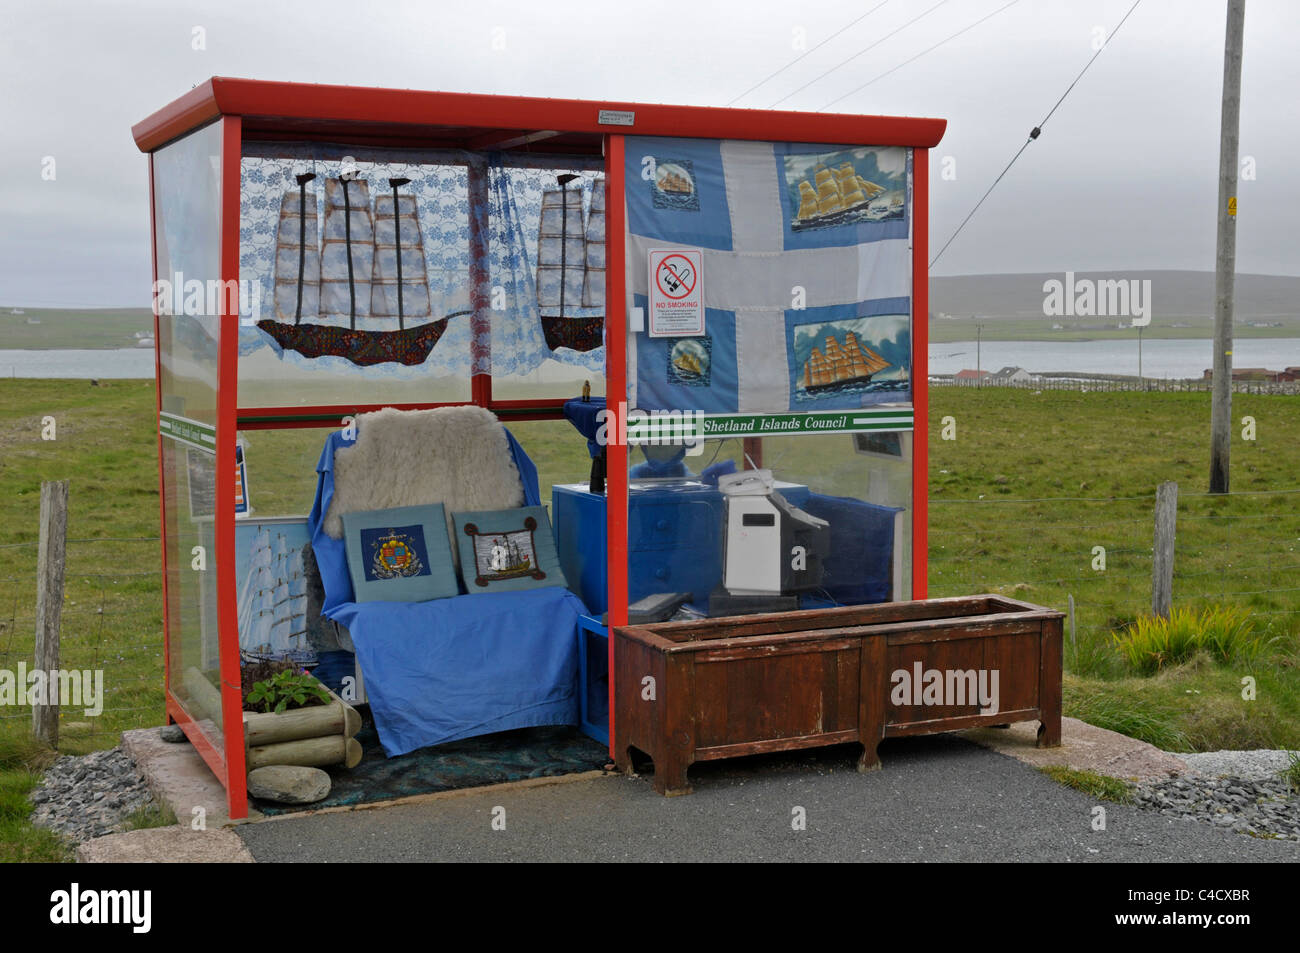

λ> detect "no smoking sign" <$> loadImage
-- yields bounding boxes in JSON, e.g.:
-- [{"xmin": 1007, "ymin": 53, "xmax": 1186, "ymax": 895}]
[{"xmin": 647, "ymin": 248, "xmax": 705, "ymax": 337}]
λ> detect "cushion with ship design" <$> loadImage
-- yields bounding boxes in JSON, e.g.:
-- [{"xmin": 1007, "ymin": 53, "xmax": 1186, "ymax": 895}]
[
  {"xmin": 342, "ymin": 504, "xmax": 460, "ymax": 604},
  {"xmin": 452, "ymin": 505, "xmax": 568, "ymax": 594}
]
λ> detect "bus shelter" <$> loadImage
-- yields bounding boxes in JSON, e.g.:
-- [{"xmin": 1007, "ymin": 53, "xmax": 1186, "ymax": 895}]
[{"xmin": 133, "ymin": 77, "xmax": 945, "ymax": 818}]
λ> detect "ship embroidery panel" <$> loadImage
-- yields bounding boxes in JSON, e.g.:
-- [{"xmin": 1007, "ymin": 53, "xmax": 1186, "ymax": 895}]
[
  {"xmin": 791, "ymin": 313, "xmax": 909, "ymax": 404},
  {"xmin": 464, "ymin": 519, "xmax": 544, "ymax": 587},
  {"xmin": 625, "ymin": 137, "xmax": 913, "ymax": 413}
]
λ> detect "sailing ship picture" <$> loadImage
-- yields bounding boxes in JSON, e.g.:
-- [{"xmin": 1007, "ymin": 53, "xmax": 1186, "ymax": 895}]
[
  {"xmin": 782, "ymin": 146, "xmax": 907, "ymax": 233},
  {"xmin": 792, "ymin": 314, "xmax": 910, "ymax": 403},
  {"xmin": 488, "ymin": 535, "xmax": 530, "ymax": 575},
  {"xmin": 247, "ymin": 157, "xmax": 608, "ymax": 370},
  {"xmin": 650, "ymin": 159, "xmax": 699, "ymax": 211},
  {"xmin": 236, "ymin": 523, "xmax": 313, "ymax": 664},
  {"xmin": 536, "ymin": 173, "xmax": 606, "ymax": 353},
  {"xmin": 463, "ymin": 516, "xmax": 547, "ymax": 587},
  {"xmin": 668, "ymin": 337, "xmax": 711, "ymax": 386},
  {"xmin": 260, "ymin": 170, "xmax": 468, "ymax": 367}
]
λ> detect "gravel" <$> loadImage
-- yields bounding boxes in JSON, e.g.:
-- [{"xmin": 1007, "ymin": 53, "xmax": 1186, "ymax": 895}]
[
  {"xmin": 28, "ymin": 747, "xmax": 160, "ymax": 844},
  {"xmin": 1125, "ymin": 749, "xmax": 1300, "ymax": 842},
  {"xmin": 1131, "ymin": 775, "xmax": 1300, "ymax": 841},
  {"xmin": 1179, "ymin": 749, "xmax": 1300, "ymax": 781}
]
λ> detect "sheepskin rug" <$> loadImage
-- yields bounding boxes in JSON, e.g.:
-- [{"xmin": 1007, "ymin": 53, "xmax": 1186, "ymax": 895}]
[{"xmin": 321, "ymin": 405, "xmax": 524, "ymax": 541}]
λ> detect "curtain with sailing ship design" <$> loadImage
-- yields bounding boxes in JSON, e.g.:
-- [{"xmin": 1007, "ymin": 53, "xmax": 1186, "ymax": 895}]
[{"xmin": 239, "ymin": 145, "xmax": 605, "ymax": 382}]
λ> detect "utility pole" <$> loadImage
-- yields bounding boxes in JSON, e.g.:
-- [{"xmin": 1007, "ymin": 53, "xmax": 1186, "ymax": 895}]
[
  {"xmin": 976, "ymin": 323, "xmax": 983, "ymax": 377},
  {"xmin": 1210, "ymin": 0, "xmax": 1245, "ymax": 494}
]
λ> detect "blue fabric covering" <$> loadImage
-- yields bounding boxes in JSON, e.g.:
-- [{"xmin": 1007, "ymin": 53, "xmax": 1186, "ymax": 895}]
[
  {"xmin": 700, "ymin": 459, "xmax": 737, "ymax": 485},
  {"xmin": 329, "ymin": 588, "xmax": 584, "ymax": 756},
  {"xmin": 623, "ymin": 137, "xmax": 733, "ymax": 250},
  {"xmin": 629, "ymin": 446, "xmax": 690, "ymax": 479},
  {"xmin": 634, "ymin": 296, "xmax": 739, "ymax": 413},
  {"xmin": 307, "ymin": 422, "xmax": 581, "ymax": 757},
  {"xmin": 562, "ymin": 397, "xmax": 606, "ymax": 459},
  {"xmin": 801, "ymin": 493, "xmax": 901, "ymax": 605}
]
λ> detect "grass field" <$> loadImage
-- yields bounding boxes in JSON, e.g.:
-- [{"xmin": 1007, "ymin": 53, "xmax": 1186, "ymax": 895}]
[
  {"xmin": 0, "ymin": 308, "xmax": 153, "ymax": 350},
  {"xmin": 927, "ymin": 316, "xmax": 1300, "ymax": 344},
  {"xmin": 6, "ymin": 303, "xmax": 1297, "ymax": 351},
  {"xmin": 1, "ymin": 379, "xmax": 1298, "ymax": 859}
]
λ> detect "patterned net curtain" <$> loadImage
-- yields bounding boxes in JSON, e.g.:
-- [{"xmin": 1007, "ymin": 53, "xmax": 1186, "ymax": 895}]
[{"xmin": 239, "ymin": 146, "xmax": 605, "ymax": 380}]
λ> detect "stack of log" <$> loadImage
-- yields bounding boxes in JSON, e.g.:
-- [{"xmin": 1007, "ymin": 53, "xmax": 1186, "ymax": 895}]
[{"xmin": 182, "ymin": 667, "xmax": 363, "ymax": 771}]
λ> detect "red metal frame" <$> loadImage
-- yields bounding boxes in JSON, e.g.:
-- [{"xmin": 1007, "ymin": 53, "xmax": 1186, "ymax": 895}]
[
  {"xmin": 148, "ymin": 153, "xmax": 171, "ymax": 723},
  {"xmin": 235, "ymin": 399, "xmax": 570, "ymax": 430},
  {"xmin": 132, "ymin": 78, "xmax": 946, "ymax": 154},
  {"xmin": 911, "ymin": 149, "xmax": 930, "ymax": 599},
  {"xmin": 218, "ymin": 116, "xmax": 249, "ymax": 818},
  {"xmin": 152, "ymin": 120, "xmax": 234, "ymax": 796},
  {"xmin": 135, "ymin": 76, "xmax": 945, "ymax": 802},
  {"xmin": 604, "ymin": 134, "xmax": 628, "ymax": 758}
]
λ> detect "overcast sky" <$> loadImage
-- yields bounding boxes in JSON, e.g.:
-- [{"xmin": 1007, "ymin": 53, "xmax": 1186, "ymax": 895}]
[{"xmin": 1, "ymin": 0, "xmax": 1295, "ymax": 308}]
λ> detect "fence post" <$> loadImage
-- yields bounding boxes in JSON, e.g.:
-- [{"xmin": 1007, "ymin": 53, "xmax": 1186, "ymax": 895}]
[
  {"xmin": 1067, "ymin": 593, "xmax": 1076, "ymax": 653},
  {"xmin": 1152, "ymin": 480, "xmax": 1177, "ymax": 619},
  {"xmin": 33, "ymin": 480, "xmax": 68, "ymax": 747}
]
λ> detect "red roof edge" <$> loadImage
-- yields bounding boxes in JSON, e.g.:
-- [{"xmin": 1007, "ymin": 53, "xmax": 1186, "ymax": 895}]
[
  {"xmin": 132, "ymin": 77, "xmax": 947, "ymax": 153},
  {"xmin": 131, "ymin": 78, "xmax": 222, "ymax": 152}
]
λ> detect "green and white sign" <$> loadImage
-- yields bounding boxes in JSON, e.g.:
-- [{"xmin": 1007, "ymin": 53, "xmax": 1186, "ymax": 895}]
[
  {"xmin": 626, "ymin": 407, "xmax": 913, "ymax": 442},
  {"xmin": 159, "ymin": 412, "xmax": 217, "ymax": 454}
]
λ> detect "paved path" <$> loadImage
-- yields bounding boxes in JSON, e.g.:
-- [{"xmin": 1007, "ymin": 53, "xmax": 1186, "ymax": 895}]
[{"xmin": 235, "ymin": 736, "xmax": 1300, "ymax": 863}]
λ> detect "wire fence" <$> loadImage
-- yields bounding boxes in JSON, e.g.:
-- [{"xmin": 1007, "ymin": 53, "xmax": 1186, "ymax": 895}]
[
  {"xmin": 2, "ymin": 483, "xmax": 1298, "ymax": 747},
  {"xmin": 0, "ymin": 535, "xmax": 165, "ymax": 751},
  {"xmin": 928, "ymin": 484, "xmax": 1300, "ymax": 674},
  {"xmin": 932, "ymin": 375, "xmax": 1300, "ymax": 395}
]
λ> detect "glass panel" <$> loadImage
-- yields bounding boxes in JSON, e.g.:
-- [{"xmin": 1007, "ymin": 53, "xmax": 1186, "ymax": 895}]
[
  {"xmin": 502, "ymin": 418, "xmax": 596, "ymax": 510},
  {"xmin": 622, "ymin": 432, "xmax": 912, "ymax": 619},
  {"xmin": 153, "ymin": 122, "xmax": 224, "ymax": 753},
  {"xmin": 236, "ymin": 428, "xmax": 326, "ymax": 519},
  {"xmin": 486, "ymin": 165, "xmax": 606, "ymax": 402},
  {"xmin": 618, "ymin": 135, "xmax": 917, "ymax": 621}
]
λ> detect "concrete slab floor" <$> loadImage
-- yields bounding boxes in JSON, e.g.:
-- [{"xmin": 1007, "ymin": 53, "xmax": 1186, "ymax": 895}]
[
  {"xmin": 76, "ymin": 827, "xmax": 255, "ymax": 863},
  {"xmin": 961, "ymin": 716, "xmax": 1188, "ymax": 780},
  {"xmin": 120, "ymin": 727, "xmax": 264, "ymax": 829}
]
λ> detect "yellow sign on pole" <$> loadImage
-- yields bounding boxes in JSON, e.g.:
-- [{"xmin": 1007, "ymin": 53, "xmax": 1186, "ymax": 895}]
[{"xmin": 1228, "ymin": 197, "xmax": 1237, "ymax": 217}]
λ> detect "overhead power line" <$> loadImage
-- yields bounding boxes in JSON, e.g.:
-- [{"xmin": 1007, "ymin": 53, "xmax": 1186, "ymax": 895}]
[
  {"xmin": 821, "ymin": 0, "xmax": 1022, "ymax": 111},
  {"xmin": 930, "ymin": 0, "xmax": 1143, "ymax": 269},
  {"xmin": 727, "ymin": 1, "xmax": 891, "ymax": 107},
  {"xmin": 769, "ymin": 0, "xmax": 951, "ymax": 109}
]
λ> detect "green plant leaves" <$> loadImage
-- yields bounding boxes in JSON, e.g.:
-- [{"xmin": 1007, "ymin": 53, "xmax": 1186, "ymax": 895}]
[
  {"xmin": 1112, "ymin": 606, "xmax": 1264, "ymax": 675},
  {"xmin": 241, "ymin": 670, "xmax": 330, "ymax": 714}
]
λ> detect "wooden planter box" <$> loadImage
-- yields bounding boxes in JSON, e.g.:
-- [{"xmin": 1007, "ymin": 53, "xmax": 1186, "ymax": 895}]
[{"xmin": 613, "ymin": 595, "xmax": 1063, "ymax": 796}]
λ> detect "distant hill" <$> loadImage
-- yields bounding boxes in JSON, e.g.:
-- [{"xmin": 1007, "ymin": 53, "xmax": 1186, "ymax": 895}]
[
  {"xmin": 929, "ymin": 271, "xmax": 1300, "ymax": 342},
  {"xmin": 0, "ymin": 307, "xmax": 154, "ymax": 349},
  {"xmin": 6, "ymin": 271, "xmax": 1299, "ymax": 349}
]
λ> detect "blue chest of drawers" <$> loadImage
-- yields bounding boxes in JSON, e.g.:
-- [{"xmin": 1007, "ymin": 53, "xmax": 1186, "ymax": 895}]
[{"xmin": 553, "ymin": 480, "xmax": 810, "ymax": 614}]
